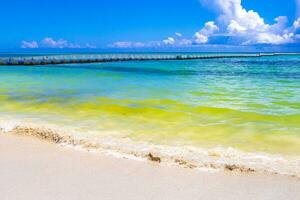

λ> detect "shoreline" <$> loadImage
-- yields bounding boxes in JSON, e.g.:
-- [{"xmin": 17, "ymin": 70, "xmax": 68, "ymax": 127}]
[
  {"xmin": 1, "ymin": 117, "xmax": 300, "ymax": 178},
  {"xmin": 1, "ymin": 133, "xmax": 300, "ymax": 200}
]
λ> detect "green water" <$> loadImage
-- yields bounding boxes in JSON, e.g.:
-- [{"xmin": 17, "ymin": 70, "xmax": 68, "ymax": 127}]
[{"xmin": 0, "ymin": 54, "xmax": 299, "ymax": 155}]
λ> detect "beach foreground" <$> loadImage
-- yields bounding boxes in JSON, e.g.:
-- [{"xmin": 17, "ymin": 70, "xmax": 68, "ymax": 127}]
[{"xmin": 1, "ymin": 134, "xmax": 300, "ymax": 200}]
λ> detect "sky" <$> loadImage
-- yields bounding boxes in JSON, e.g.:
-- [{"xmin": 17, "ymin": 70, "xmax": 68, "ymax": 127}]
[{"xmin": 1, "ymin": 0, "xmax": 300, "ymax": 52}]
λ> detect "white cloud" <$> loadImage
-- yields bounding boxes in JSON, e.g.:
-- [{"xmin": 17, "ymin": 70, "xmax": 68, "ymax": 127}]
[
  {"xmin": 248, "ymin": 33, "xmax": 294, "ymax": 45},
  {"xmin": 108, "ymin": 0, "xmax": 300, "ymax": 48},
  {"xmin": 227, "ymin": 20, "xmax": 247, "ymax": 34},
  {"xmin": 162, "ymin": 33, "xmax": 192, "ymax": 46},
  {"xmin": 194, "ymin": 33, "xmax": 208, "ymax": 44},
  {"xmin": 202, "ymin": 0, "xmax": 265, "ymax": 31},
  {"xmin": 41, "ymin": 37, "xmax": 81, "ymax": 48},
  {"xmin": 178, "ymin": 39, "xmax": 192, "ymax": 45},
  {"xmin": 163, "ymin": 37, "xmax": 176, "ymax": 45},
  {"xmin": 42, "ymin": 38, "xmax": 67, "ymax": 48},
  {"xmin": 293, "ymin": 18, "xmax": 300, "ymax": 30},
  {"xmin": 109, "ymin": 36, "xmax": 192, "ymax": 49},
  {"xmin": 198, "ymin": 0, "xmax": 298, "ymax": 45},
  {"xmin": 175, "ymin": 32, "xmax": 183, "ymax": 37},
  {"xmin": 21, "ymin": 41, "xmax": 39, "ymax": 49},
  {"xmin": 162, "ymin": 34, "xmax": 193, "ymax": 46},
  {"xmin": 194, "ymin": 21, "xmax": 219, "ymax": 44},
  {"xmin": 110, "ymin": 41, "xmax": 146, "ymax": 48},
  {"xmin": 271, "ymin": 16, "xmax": 289, "ymax": 33},
  {"xmin": 201, "ymin": 21, "xmax": 219, "ymax": 35},
  {"xmin": 20, "ymin": 37, "xmax": 96, "ymax": 49}
]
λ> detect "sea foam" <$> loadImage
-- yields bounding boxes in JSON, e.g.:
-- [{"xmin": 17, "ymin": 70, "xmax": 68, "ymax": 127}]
[{"xmin": 1, "ymin": 117, "xmax": 299, "ymax": 178}]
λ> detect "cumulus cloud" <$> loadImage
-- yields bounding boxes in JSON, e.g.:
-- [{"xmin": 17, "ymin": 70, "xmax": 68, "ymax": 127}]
[
  {"xmin": 217, "ymin": 0, "xmax": 266, "ymax": 32},
  {"xmin": 242, "ymin": 17, "xmax": 295, "ymax": 45},
  {"xmin": 201, "ymin": 21, "xmax": 220, "ymax": 35},
  {"xmin": 107, "ymin": 0, "xmax": 300, "ymax": 48},
  {"xmin": 160, "ymin": 33, "xmax": 192, "ymax": 46},
  {"xmin": 249, "ymin": 33, "xmax": 294, "ymax": 45},
  {"xmin": 198, "ymin": 0, "xmax": 299, "ymax": 45},
  {"xmin": 21, "ymin": 41, "xmax": 39, "ymax": 48},
  {"xmin": 194, "ymin": 33, "xmax": 208, "ymax": 44},
  {"xmin": 194, "ymin": 21, "xmax": 219, "ymax": 44}
]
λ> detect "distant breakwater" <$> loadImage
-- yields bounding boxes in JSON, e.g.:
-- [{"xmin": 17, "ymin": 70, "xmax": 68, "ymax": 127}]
[{"xmin": 0, "ymin": 53, "xmax": 298, "ymax": 66}]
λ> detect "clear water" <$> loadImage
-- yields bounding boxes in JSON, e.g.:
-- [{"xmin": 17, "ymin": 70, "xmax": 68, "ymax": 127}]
[{"xmin": 0, "ymin": 54, "xmax": 300, "ymax": 155}]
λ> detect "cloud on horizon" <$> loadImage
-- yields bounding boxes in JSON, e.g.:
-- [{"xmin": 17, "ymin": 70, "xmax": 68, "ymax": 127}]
[
  {"xmin": 21, "ymin": 41, "xmax": 39, "ymax": 49},
  {"xmin": 21, "ymin": 37, "xmax": 96, "ymax": 49},
  {"xmin": 110, "ymin": 32, "xmax": 193, "ymax": 49},
  {"xmin": 109, "ymin": 0, "xmax": 300, "ymax": 50},
  {"xmin": 22, "ymin": 1, "xmax": 300, "ymax": 50},
  {"xmin": 108, "ymin": 41, "xmax": 162, "ymax": 49}
]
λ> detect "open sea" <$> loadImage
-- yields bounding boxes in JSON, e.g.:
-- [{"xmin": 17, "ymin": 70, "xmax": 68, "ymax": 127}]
[{"xmin": 0, "ymin": 53, "xmax": 300, "ymax": 175}]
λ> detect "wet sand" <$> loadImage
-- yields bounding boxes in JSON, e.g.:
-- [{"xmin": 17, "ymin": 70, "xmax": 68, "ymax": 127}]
[{"xmin": 1, "ymin": 134, "xmax": 300, "ymax": 200}]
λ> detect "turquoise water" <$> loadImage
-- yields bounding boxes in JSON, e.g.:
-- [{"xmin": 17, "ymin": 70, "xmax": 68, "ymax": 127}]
[{"xmin": 0, "ymin": 54, "xmax": 300, "ymax": 155}]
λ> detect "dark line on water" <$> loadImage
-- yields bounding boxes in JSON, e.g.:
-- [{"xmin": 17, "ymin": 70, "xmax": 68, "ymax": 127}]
[{"xmin": 0, "ymin": 53, "xmax": 299, "ymax": 66}]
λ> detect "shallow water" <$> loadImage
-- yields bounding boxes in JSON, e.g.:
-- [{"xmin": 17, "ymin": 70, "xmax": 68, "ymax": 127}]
[{"xmin": 0, "ymin": 54, "xmax": 300, "ymax": 156}]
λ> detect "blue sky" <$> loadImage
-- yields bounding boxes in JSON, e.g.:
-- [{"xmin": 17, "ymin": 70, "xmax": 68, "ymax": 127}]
[{"xmin": 1, "ymin": 0, "xmax": 300, "ymax": 52}]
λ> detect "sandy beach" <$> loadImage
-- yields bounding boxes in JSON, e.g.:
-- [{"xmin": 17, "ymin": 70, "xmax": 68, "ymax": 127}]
[
  {"xmin": 1, "ymin": 0, "xmax": 300, "ymax": 198},
  {"xmin": 1, "ymin": 133, "xmax": 300, "ymax": 200}
]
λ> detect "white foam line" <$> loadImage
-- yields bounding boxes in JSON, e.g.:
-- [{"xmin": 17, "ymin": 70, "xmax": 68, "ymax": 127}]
[{"xmin": 0, "ymin": 116, "xmax": 300, "ymax": 177}]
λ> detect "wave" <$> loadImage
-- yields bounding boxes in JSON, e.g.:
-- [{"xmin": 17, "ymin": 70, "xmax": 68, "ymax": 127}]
[{"xmin": 1, "ymin": 118, "xmax": 300, "ymax": 178}]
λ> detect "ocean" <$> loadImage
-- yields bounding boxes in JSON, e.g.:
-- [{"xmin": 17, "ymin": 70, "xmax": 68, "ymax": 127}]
[{"xmin": 0, "ymin": 53, "xmax": 300, "ymax": 175}]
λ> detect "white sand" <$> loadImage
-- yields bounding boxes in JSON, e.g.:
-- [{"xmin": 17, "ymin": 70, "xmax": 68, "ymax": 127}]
[{"xmin": 1, "ymin": 134, "xmax": 300, "ymax": 200}]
